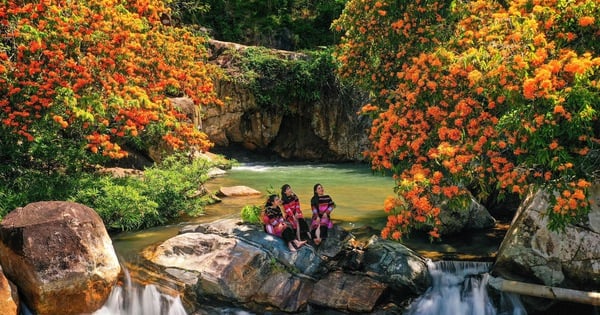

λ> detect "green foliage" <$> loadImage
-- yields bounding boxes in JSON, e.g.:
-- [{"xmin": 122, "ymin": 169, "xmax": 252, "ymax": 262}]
[
  {"xmin": 69, "ymin": 153, "xmax": 229, "ymax": 232},
  {"xmin": 142, "ymin": 154, "xmax": 213, "ymax": 218},
  {"xmin": 0, "ymin": 169, "xmax": 85, "ymax": 216},
  {"xmin": 240, "ymin": 204, "xmax": 262, "ymax": 224},
  {"xmin": 72, "ymin": 176, "xmax": 160, "ymax": 231},
  {"xmin": 236, "ymin": 47, "xmax": 338, "ymax": 113},
  {"xmin": 170, "ymin": 0, "xmax": 346, "ymax": 50},
  {"xmin": 0, "ymin": 151, "xmax": 232, "ymax": 231}
]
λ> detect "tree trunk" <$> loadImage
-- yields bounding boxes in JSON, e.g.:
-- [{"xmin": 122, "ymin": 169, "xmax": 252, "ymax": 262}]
[{"xmin": 488, "ymin": 275, "xmax": 600, "ymax": 306}]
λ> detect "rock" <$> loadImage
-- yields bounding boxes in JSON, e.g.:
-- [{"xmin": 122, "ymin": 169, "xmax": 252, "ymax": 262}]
[
  {"xmin": 251, "ymin": 272, "xmax": 314, "ymax": 312},
  {"xmin": 0, "ymin": 266, "xmax": 19, "ymax": 315},
  {"xmin": 202, "ymin": 41, "xmax": 372, "ymax": 162},
  {"xmin": 161, "ymin": 219, "xmax": 328, "ymax": 277},
  {"xmin": 145, "ymin": 218, "xmax": 430, "ymax": 313},
  {"xmin": 0, "ymin": 201, "xmax": 121, "ymax": 315},
  {"xmin": 362, "ymin": 235, "xmax": 431, "ymax": 295},
  {"xmin": 216, "ymin": 185, "xmax": 262, "ymax": 197},
  {"xmin": 170, "ymin": 96, "xmax": 202, "ymax": 128},
  {"xmin": 437, "ymin": 194, "xmax": 496, "ymax": 235},
  {"xmin": 491, "ymin": 182, "xmax": 600, "ymax": 311},
  {"xmin": 98, "ymin": 167, "xmax": 144, "ymax": 178},
  {"xmin": 143, "ymin": 222, "xmax": 322, "ymax": 312},
  {"xmin": 309, "ymin": 271, "xmax": 387, "ymax": 313},
  {"xmin": 207, "ymin": 167, "xmax": 227, "ymax": 178}
]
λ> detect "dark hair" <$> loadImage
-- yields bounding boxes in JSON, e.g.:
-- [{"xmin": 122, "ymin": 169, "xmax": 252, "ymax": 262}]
[
  {"xmin": 281, "ymin": 184, "xmax": 291, "ymax": 196},
  {"xmin": 311, "ymin": 183, "xmax": 322, "ymax": 208},
  {"xmin": 265, "ymin": 194, "xmax": 279, "ymax": 207},
  {"xmin": 281, "ymin": 184, "xmax": 294, "ymax": 203}
]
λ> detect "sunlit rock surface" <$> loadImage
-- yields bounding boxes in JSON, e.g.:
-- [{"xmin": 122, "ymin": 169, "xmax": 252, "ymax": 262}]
[
  {"xmin": 216, "ymin": 185, "xmax": 262, "ymax": 197},
  {"xmin": 144, "ymin": 218, "xmax": 430, "ymax": 313},
  {"xmin": 0, "ymin": 201, "xmax": 121, "ymax": 315}
]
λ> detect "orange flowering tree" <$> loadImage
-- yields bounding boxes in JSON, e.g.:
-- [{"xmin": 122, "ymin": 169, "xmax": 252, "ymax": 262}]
[
  {"xmin": 333, "ymin": 0, "xmax": 599, "ymax": 240},
  {"xmin": 0, "ymin": 0, "xmax": 221, "ymax": 174}
]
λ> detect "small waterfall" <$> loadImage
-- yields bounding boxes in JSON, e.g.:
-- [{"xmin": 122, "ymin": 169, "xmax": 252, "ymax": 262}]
[
  {"xmin": 93, "ymin": 268, "xmax": 187, "ymax": 315},
  {"xmin": 405, "ymin": 260, "xmax": 526, "ymax": 315}
]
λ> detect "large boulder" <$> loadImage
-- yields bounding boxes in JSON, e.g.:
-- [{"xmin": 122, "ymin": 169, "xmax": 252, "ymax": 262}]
[
  {"xmin": 492, "ymin": 183, "xmax": 600, "ymax": 311},
  {"xmin": 143, "ymin": 221, "xmax": 324, "ymax": 312},
  {"xmin": 0, "ymin": 201, "xmax": 121, "ymax": 315},
  {"xmin": 143, "ymin": 218, "xmax": 430, "ymax": 313}
]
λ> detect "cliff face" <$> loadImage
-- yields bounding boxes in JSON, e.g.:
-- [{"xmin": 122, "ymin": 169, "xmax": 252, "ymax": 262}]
[{"xmin": 202, "ymin": 40, "xmax": 371, "ymax": 162}]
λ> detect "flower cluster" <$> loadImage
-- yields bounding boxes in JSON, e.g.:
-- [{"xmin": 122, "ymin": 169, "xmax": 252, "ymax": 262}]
[
  {"xmin": 334, "ymin": 0, "xmax": 599, "ymax": 239},
  {"xmin": 0, "ymin": 0, "xmax": 221, "ymax": 165}
]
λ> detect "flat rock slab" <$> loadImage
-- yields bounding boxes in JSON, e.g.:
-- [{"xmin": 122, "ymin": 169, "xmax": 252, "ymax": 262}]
[{"xmin": 217, "ymin": 185, "xmax": 262, "ymax": 197}]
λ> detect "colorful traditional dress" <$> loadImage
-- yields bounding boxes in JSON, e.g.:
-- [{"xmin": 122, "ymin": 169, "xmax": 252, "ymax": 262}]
[
  {"xmin": 310, "ymin": 194, "xmax": 335, "ymax": 237},
  {"xmin": 262, "ymin": 205, "xmax": 295, "ymax": 242},
  {"xmin": 282, "ymin": 193, "xmax": 310, "ymax": 240}
]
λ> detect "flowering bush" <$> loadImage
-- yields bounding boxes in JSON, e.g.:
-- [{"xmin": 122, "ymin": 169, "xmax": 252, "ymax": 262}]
[
  {"xmin": 334, "ymin": 0, "xmax": 599, "ymax": 240},
  {"xmin": 0, "ymin": 0, "xmax": 221, "ymax": 173}
]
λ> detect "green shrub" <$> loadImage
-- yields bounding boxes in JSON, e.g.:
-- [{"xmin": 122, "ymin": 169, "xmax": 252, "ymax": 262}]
[
  {"xmin": 142, "ymin": 154, "xmax": 212, "ymax": 219},
  {"xmin": 240, "ymin": 204, "xmax": 262, "ymax": 224},
  {"xmin": 69, "ymin": 153, "xmax": 233, "ymax": 231},
  {"xmin": 71, "ymin": 176, "xmax": 160, "ymax": 231},
  {"xmin": 0, "ymin": 169, "xmax": 84, "ymax": 216},
  {"xmin": 170, "ymin": 0, "xmax": 345, "ymax": 50},
  {"xmin": 238, "ymin": 47, "xmax": 338, "ymax": 113}
]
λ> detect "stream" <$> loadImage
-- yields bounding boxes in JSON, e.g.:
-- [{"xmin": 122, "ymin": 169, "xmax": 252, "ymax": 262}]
[{"xmin": 99, "ymin": 160, "xmax": 521, "ymax": 314}]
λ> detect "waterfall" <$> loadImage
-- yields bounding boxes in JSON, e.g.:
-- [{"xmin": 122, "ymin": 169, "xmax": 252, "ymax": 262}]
[
  {"xmin": 93, "ymin": 268, "xmax": 187, "ymax": 315},
  {"xmin": 405, "ymin": 260, "xmax": 527, "ymax": 315}
]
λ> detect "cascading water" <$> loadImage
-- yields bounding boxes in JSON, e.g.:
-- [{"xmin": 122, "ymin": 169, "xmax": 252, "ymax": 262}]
[
  {"xmin": 405, "ymin": 260, "xmax": 526, "ymax": 315},
  {"xmin": 92, "ymin": 268, "xmax": 187, "ymax": 315}
]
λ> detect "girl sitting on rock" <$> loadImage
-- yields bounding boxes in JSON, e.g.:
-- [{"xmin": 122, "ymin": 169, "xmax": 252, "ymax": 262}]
[
  {"xmin": 310, "ymin": 183, "xmax": 335, "ymax": 245},
  {"xmin": 281, "ymin": 184, "xmax": 311, "ymax": 242},
  {"xmin": 262, "ymin": 194, "xmax": 307, "ymax": 252}
]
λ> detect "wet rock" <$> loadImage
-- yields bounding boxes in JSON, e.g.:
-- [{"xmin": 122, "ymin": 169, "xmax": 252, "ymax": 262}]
[
  {"xmin": 363, "ymin": 235, "xmax": 431, "ymax": 295},
  {"xmin": 143, "ymin": 223, "xmax": 320, "ymax": 312},
  {"xmin": 252, "ymin": 272, "xmax": 314, "ymax": 312},
  {"xmin": 0, "ymin": 201, "xmax": 121, "ymax": 315}
]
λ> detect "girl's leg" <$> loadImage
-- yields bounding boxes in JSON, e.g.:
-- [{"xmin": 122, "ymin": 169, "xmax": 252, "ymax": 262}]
[
  {"xmin": 295, "ymin": 220, "xmax": 301, "ymax": 241},
  {"xmin": 299, "ymin": 219, "xmax": 311, "ymax": 241},
  {"xmin": 320, "ymin": 226, "xmax": 329, "ymax": 240},
  {"xmin": 284, "ymin": 227, "xmax": 305, "ymax": 250},
  {"xmin": 313, "ymin": 225, "xmax": 322, "ymax": 245},
  {"xmin": 293, "ymin": 239, "xmax": 307, "ymax": 248}
]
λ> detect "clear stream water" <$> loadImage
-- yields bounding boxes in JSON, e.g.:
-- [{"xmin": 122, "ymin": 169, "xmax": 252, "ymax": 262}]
[{"xmin": 111, "ymin": 161, "xmax": 507, "ymax": 261}]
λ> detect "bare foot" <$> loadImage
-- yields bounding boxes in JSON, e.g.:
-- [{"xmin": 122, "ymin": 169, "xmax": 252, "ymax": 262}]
[
  {"xmin": 288, "ymin": 243, "xmax": 297, "ymax": 252},
  {"xmin": 294, "ymin": 239, "xmax": 307, "ymax": 248}
]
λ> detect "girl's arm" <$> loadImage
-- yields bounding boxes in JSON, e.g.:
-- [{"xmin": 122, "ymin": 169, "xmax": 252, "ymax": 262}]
[{"xmin": 265, "ymin": 223, "xmax": 274, "ymax": 234}]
